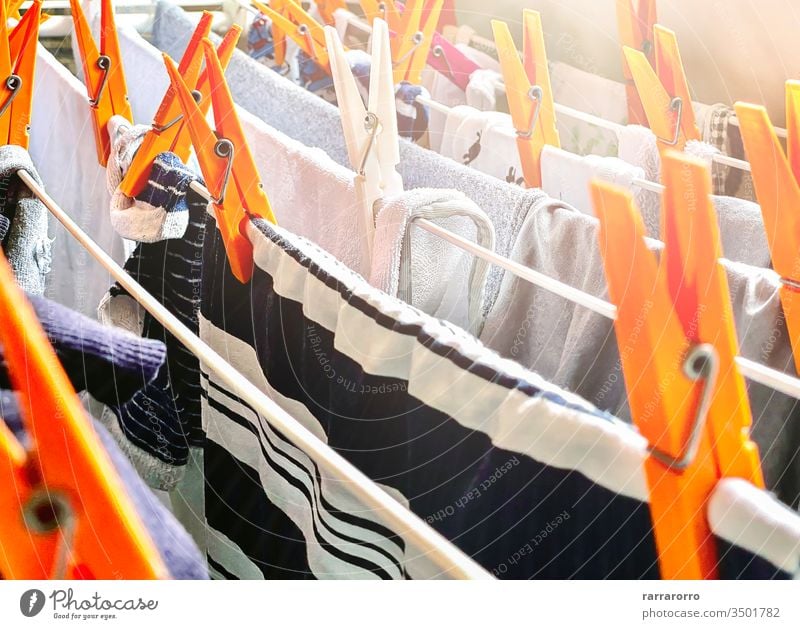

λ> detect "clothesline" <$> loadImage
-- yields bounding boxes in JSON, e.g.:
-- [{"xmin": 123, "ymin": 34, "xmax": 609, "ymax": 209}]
[
  {"xmin": 15, "ymin": 167, "xmax": 493, "ymax": 581},
  {"xmin": 414, "ymin": 217, "xmax": 800, "ymax": 401}
]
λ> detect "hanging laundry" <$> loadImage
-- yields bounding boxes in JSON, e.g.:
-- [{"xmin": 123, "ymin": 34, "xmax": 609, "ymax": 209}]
[
  {"xmin": 616, "ymin": 124, "xmax": 771, "ymax": 267},
  {"xmin": 478, "ymin": 201, "xmax": 800, "ymax": 508},
  {"xmin": 0, "ymin": 146, "xmax": 51, "ymax": 295},
  {"xmin": 31, "ymin": 45, "xmax": 126, "ymax": 315},
  {"xmin": 701, "ymin": 103, "xmax": 757, "ymax": 201},
  {"xmin": 197, "ymin": 210, "xmax": 799, "ymax": 579},
  {"xmin": 370, "ymin": 188, "xmax": 494, "ymax": 335},
  {"xmin": 99, "ymin": 139, "xmax": 206, "ymax": 490}
]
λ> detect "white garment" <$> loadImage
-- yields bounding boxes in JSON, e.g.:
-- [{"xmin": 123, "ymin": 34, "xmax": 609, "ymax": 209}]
[
  {"xmin": 30, "ymin": 44, "xmax": 126, "ymax": 316},
  {"xmin": 540, "ymin": 145, "xmax": 644, "ymax": 216},
  {"xmin": 440, "ymin": 105, "xmax": 523, "ymax": 185},
  {"xmin": 371, "ymin": 189, "xmax": 495, "ymax": 335},
  {"xmin": 465, "ymin": 68, "xmax": 503, "ymax": 111},
  {"xmin": 549, "ymin": 60, "xmax": 628, "ymax": 158}
]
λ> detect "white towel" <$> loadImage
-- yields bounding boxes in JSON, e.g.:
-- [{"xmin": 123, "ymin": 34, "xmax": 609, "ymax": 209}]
[
  {"xmin": 371, "ymin": 189, "xmax": 495, "ymax": 335},
  {"xmin": 464, "ymin": 68, "xmax": 503, "ymax": 111}
]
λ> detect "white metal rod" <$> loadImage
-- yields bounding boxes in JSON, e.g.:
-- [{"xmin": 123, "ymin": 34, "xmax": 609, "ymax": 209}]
[
  {"xmin": 19, "ymin": 169, "xmax": 493, "ymax": 581},
  {"xmin": 414, "ymin": 218, "xmax": 800, "ymax": 402}
]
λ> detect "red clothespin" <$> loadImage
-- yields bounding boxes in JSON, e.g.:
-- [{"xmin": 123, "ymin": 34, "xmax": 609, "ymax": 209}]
[
  {"xmin": 70, "ymin": 0, "xmax": 132, "ymax": 166},
  {"xmin": 426, "ymin": 31, "xmax": 480, "ymax": 92},
  {"xmin": 492, "ymin": 10, "xmax": 560, "ymax": 188},
  {"xmin": 615, "ymin": 0, "xmax": 657, "ymax": 126},
  {"xmin": 253, "ymin": 0, "xmax": 330, "ymax": 70},
  {"xmin": 390, "ymin": 0, "xmax": 443, "ymax": 84},
  {"xmin": 0, "ymin": 251, "xmax": 168, "ymax": 579},
  {"xmin": 591, "ymin": 151, "xmax": 763, "ymax": 579},
  {"xmin": 118, "ymin": 15, "xmax": 241, "ymax": 198},
  {"xmin": 0, "ymin": 0, "xmax": 41, "ymax": 149},
  {"xmin": 164, "ymin": 40, "xmax": 277, "ymax": 283},
  {"xmin": 623, "ymin": 24, "xmax": 699, "ymax": 154},
  {"xmin": 735, "ymin": 83, "xmax": 800, "ymax": 373},
  {"xmin": 313, "ymin": 0, "xmax": 346, "ymax": 25}
]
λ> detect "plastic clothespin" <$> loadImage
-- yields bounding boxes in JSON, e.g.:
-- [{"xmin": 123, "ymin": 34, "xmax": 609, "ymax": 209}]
[
  {"xmin": 426, "ymin": 31, "xmax": 480, "ymax": 92},
  {"xmin": 325, "ymin": 19, "xmax": 402, "ymax": 260},
  {"xmin": 70, "ymin": 0, "xmax": 132, "ymax": 166},
  {"xmin": 491, "ymin": 10, "xmax": 560, "ymax": 189},
  {"xmin": 359, "ymin": 0, "xmax": 401, "ymax": 32},
  {"xmin": 164, "ymin": 39, "xmax": 276, "ymax": 283},
  {"xmin": 0, "ymin": 251, "xmax": 168, "ymax": 579},
  {"xmin": 590, "ymin": 151, "xmax": 763, "ymax": 579},
  {"xmin": 252, "ymin": 0, "xmax": 330, "ymax": 70},
  {"xmin": 615, "ymin": 0, "xmax": 657, "ymax": 126},
  {"xmin": 735, "ymin": 83, "xmax": 800, "ymax": 373},
  {"xmin": 0, "ymin": 0, "xmax": 40, "ymax": 148},
  {"xmin": 623, "ymin": 24, "xmax": 699, "ymax": 153},
  {"xmin": 314, "ymin": 0, "xmax": 346, "ymax": 25},
  {"xmin": 390, "ymin": 0, "xmax": 443, "ymax": 84},
  {"xmin": 118, "ymin": 15, "xmax": 242, "ymax": 198}
]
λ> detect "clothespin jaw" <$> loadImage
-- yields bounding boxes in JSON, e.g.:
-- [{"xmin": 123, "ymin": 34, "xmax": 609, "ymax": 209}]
[
  {"xmin": 389, "ymin": 0, "xmax": 443, "ymax": 85},
  {"xmin": 325, "ymin": 19, "xmax": 402, "ymax": 259},
  {"xmin": 622, "ymin": 25, "xmax": 699, "ymax": 153},
  {"xmin": 314, "ymin": 0, "xmax": 346, "ymax": 25},
  {"xmin": 591, "ymin": 151, "xmax": 762, "ymax": 580},
  {"xmin": 735, "ymin": 84, "xmax": 800, "ymax": 373},
  {"xmin": 615, "ymin": 0, "xmax": 657, "ymax": 125},
  {"xmin": 70, "ymin": 0, "xmax": 132, "ymax": 166},
  {"xmin": 119, "ymin": 16, "xmax": 241, "ymax": 198},
  {"xmin": 0, "ymin": 1, "xmax": 40, "ymax": 148},
  {"xmin": 164, "ymin": 40, "xmax": 276, "ymax": 283},
  {"xmin": 252, "ymin": 0, "xmax": 330, "ymax": 69},
  {"xmin": 0, "ymin": 252, "xmax": 168, "ymax": 579},
  {"xmin": 492, "ymin": 10, "xmax": 560, "ymax": 188}
]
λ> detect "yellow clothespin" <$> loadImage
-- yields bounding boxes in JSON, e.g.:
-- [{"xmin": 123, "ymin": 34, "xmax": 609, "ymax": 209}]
[
  {"xmin": 615, "ymin": 0, "xmax": 657, "ymax": 126},
  {"xmin": 389, "ymin": 0, "xmax": 443, "ymax": 85},
  {"xmin": 314, "ymin": 0, "xmax": 346, "ymax": 25},
  {"xmin": 623, "ymin": 25, "xmax": 699, "ymax": 153},
  {"xmin": 591, "ymin": 152, "xmax": 763, "ymax": 579},
  {"xmin": 492, "ymin": 10, "xmax": 560, "ymax": 188},
  {"xmin": 252, "ymin": 0, "xmax": 330, "ymax": 70}
]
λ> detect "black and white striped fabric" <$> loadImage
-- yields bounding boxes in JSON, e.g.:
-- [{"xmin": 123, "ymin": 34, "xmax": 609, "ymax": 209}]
[{"xmin": 198, "ymin": 213, "xmax": 800, "ymax": 580}]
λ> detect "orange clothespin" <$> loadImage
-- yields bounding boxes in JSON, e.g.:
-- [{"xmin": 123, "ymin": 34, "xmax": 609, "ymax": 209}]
[
  {"xmin": 70, "ymin": 0, "xmax": 132, "ymax": 166},
  {"xmin": 0, "ymin": 0, "xmax": 40, "ymax": 149},
  {"xmin": 118, "ymin": 15, "xmax": 241, "ymax": 198},
  {"xmin": 615, "ymin": 0, "xmax": 657, "ymax": 126},
  {"xmin": 359, "ymin": 0, "xmax": 401, "ymax": 32},
  {"xmin": 590, "ymin": 151, "xmax": 763, "ymax": 579},
  {"xmin": 491, "ymin": 10, "xmax": 560, "ymax": 189},
  {"xmin": 314, "ymin": 0, "xmax": 346, "ymax": 25},
  {"xmin": 0, "ymin": 251, "xmax": 168, "ymax": 579},
  {"xmin": 164, "ymin": 40, "xmax": 277, "ymax": 283},
  {"xmin": 390, "ymin": 0, "xmax": 443, "ymax": 84},
  {"xmin": 735, "ymin": 82, "xmax": 800, "ymax": 373},
  {"xmin": 253, "ymin": 0, "xmax": 330, "ymax": 70},
  {"xmin": 623, "ymin": 24, "xmax": 699, "ymax": 154}
]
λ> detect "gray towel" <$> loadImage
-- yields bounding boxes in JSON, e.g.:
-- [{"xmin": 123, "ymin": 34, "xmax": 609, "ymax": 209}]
[
  {"xmin": 0, "ymin": 145, "xmax": 52, "ymax": 294},
  {"xmin": 479, "ymin": 202, "xmax": 800, "ymax": 508}
]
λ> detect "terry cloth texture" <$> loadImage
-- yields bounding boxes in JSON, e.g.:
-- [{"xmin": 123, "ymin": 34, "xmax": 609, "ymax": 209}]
[
  {"xmin": 195, "ymin": 208, "xmax": 800, "ymax": 579},
  {"xmin": 98, "ymin": 151, "xmax": 206, "ymax": 490},
  {"xmin": 479, "ymin": 201, "xmax": 800, "ymax": 508},
  {"xmin": 0, "ymin": 145, "xmax": 52, "ymax": 295},
  {"xmin": 370, "ymin": 189, "xmax": 495, "ymax": 336},
  {"xmin": 151, "ymin": 1, "xmax": 554, "ymax": 314}
]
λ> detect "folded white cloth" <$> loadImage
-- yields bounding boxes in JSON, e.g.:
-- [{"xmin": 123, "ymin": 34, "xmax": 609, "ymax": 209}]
[{"xmin": 371, "ymin": 189, "xmax": 495, "ymax": 335}]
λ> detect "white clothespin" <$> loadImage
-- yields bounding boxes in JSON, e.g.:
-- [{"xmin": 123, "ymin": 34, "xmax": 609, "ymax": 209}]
[{"xmin": 325, "ymin": 18, "xmax": 403, "ymax": 259}]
